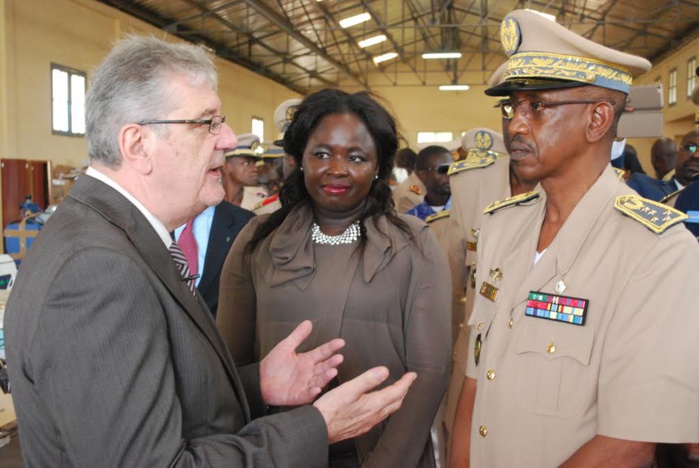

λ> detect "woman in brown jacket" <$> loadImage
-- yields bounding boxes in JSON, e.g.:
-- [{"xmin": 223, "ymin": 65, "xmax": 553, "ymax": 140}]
[{"xmin": 217, "ymin": 89, "xmax": 451, "ymax": 468}]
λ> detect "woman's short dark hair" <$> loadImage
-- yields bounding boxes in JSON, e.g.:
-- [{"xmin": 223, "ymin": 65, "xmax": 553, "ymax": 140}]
[{"xmin": 247, "ymin": 88, "xmax": 411, "ymax": 251}]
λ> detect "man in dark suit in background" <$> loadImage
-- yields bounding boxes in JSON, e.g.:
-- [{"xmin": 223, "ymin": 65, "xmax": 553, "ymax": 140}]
[
  {"xmin": 175, "ymin": 201, "xmax": 255, "ymax": 319},
  {"xmin": 5, "ymin": 35, "xmax": 415, "ymax": 468}
]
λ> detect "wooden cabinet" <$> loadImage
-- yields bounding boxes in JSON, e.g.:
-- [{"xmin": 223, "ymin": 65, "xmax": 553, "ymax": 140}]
[{"xmin": 1, "ymin": 159, "xmax": 50, "ymax": 230}]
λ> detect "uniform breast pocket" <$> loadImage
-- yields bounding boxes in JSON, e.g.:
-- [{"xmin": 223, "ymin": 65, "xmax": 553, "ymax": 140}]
[{"xmin": 512, "ymin": 321, "xmax": 595, "ymax": 417}]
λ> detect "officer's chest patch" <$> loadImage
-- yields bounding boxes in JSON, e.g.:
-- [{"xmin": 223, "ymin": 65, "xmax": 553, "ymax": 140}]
[{"xmin": 525, "ymin": 292, "xmax": 589, "ymax": 326}]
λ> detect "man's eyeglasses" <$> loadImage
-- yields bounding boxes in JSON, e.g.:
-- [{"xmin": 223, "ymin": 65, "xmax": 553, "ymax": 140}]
[
  {"xmin": 137, "ymin": 115, "xmax": 226, "ymax": 135},
  {"xmin": 498, "ymin": 99, "xmax": 615, "ymax": 121},
  {"xmin": 680, "ymin": 144, "xmax": 698, "ymax": 155},
  {"xmin": 423, "ymin": 164, "xmax": 451, "ymax": 175}
]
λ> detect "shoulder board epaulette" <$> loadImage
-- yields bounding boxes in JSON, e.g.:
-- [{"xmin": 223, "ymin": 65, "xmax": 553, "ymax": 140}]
[
  {"xmin": 447, "ymin": 157, "xmax": 495, "ymax": 176},
  {"xmin": 614, "ymin": 195, "xmax": 688, "ymax": 234},
  {"xmin": 659, "ymin": 186, "xmax": 685, "ymax": 204},
  {"xmin": 409, "ymin": 184, "xmax": 423, "ymax": 195},
  {"xmin": 612, "ymin": 167, "xmax": 625, "ymax": 180},
  {"xmin": 253, "ymin": 193, "xmax": 279, "ymax": 211},
  {"xmin": 426, "ymin": 210, "xmax": 450, "ymax": 223},
  {"xmin": 484, "ymin": 191, "xmax": 540, "ymax": 215}
]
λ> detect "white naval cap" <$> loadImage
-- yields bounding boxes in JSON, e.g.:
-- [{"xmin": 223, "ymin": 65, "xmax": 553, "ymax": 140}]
[
  {"xmin": 226, "ymin": 133, "xmax": 264, "ymax": 158},
  {"xmin": 273, "ymin": 98, "xmax": 302, "ymax": 145}
]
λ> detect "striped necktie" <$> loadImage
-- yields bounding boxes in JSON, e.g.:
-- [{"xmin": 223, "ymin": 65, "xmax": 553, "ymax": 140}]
[
  {"xmin": 178, "ymin": 220, "xmax": 198, "ymax": 278},
  {"xmin": 169, "ymin": 240, "xmax": 197, "ymax": 295}
]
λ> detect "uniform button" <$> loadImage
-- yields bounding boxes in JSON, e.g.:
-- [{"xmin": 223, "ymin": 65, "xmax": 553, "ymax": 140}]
[
  {"xmin": 508, "ymin": 318, "xmax": 513, "ymax": 328},
  {"xmin": 459, "ymin": 323, "xmax": 464, "ymax": 329},
  {"xmin": 486, "ymin": 369, "xmax": 496, "ymax": 380},
  {"xmin": 477, "ymin": 322, "xmax": 484, "ymax": 331},
  {"xmin": 547, "ymin": 342, "xmax": 556, "ymax": 354},
  {"xmin": 479, "ymin": 425, "xmax": 488, "ymax": 437},
  {"xmin": 453, "ymin": 351, "xmax": 458, "ymax": 357},
  {"xmin": 459, "ymin": 296, "xmax": 467, "ymax": 304}
]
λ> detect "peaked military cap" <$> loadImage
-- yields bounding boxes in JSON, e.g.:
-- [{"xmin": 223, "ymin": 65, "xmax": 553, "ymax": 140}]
[
  {"xmin": 226, "ymin": 133, "xmax": 264, "ymax": 158},
  {"xmin": 486, "ymin": 10, "xmax": 651, "ymax": 96}
]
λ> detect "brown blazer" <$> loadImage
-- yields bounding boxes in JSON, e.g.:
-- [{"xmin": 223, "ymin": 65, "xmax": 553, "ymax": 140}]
[{"xmin": 218, "ymin": 205, "xmax": 451, "ymax": 468}]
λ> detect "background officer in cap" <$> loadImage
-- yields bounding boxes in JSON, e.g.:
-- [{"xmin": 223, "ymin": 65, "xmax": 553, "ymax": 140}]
[
  {"xmin": 451, "ymin": 9, "xmax": 699, "ymax": 468},
  {"xmin": 221, "ymin": 132, "xmax": 266, "ymax": 210},
  {"xmin": 253, "ymin": 99, "xmax": 301, "ymax": 215},
  {"xmin": 439, "ymin": 124, "xmax": 535, "ymax": 463}
]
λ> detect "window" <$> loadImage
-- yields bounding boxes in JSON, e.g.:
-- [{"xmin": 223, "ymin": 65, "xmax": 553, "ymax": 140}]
[
  {"xmin": 252, "ymin": 117, "xmax": 264, "ymax": 141},
  {"xmin": 668, "ymin": 68, "xmax": 677, "ymax": 105},
  {"xmin": 417, "ymin": 132, "xmax": 453, "ymax": 144},
  {"xmin": 51, "ymin": 64, "xmax": 86, "ymax": 136},
  {"xmin": 687, "ymin": 57, "xmax": 696, "ymax": 98}
]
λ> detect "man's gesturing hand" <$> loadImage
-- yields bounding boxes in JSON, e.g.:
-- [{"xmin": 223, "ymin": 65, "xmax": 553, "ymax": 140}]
[
  {"xmin": 314, "ymin": 367, "xmax": 417, "ymax": 444},
  {"xmin": 260, "ymin": 320, "xmax": 345, "ymax": 407}
]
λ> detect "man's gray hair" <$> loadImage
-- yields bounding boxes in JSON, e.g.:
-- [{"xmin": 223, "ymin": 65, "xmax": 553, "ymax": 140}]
[{"xmin": 85, "ymin": 35, "xmax": 218, "ymax": 167}]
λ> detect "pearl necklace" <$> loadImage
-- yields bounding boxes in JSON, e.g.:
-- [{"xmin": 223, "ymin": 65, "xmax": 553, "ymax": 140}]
[{"xmin": 311, "ymin": 221, "xmax": 360, "ymax": 245}]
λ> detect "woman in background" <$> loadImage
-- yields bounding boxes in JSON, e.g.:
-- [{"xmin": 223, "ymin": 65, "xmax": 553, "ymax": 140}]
[{"xmin": 217, "ymin": 89, "xmax": 450, "ymax": 468}]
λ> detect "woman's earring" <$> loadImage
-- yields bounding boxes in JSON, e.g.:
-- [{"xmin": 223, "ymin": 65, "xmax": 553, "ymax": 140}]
[
  {"xmin": 300, "ymin": 167, "xmax": 304, "ymax": 172},
  {"xmin": 374, "ymin": 175, "xmax": 378, "ymax": 180}
]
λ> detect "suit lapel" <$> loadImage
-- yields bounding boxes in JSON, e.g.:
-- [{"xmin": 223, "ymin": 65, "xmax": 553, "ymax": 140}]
[
  {"xmin": 70, "ymin": 176, "xmax": 250, "ymax": 420},
  {"xmin": 198, "ymin": 204, "xmax": 235, "ymax": 296}
]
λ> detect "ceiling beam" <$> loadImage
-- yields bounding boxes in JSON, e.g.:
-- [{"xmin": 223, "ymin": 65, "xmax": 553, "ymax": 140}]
[{"xmin": 237, "ymin": 0, "xmax": 368, "ymax": 89}]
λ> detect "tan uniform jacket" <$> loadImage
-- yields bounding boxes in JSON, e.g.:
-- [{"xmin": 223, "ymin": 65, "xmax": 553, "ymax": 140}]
[
  {"xmin": 218, "ymin": 205, "xmax": 452, "ymax": 468},
  {"xmin": 392, "ymin": 172, "xmax": 426, "ymax": 214},
  {"xmin": 442, "ymin": 156, "xmax": 511, "ymax": 434},
  {"xmin": 466, "ymin": 167, "xmax": 699, "ymax": 467}
]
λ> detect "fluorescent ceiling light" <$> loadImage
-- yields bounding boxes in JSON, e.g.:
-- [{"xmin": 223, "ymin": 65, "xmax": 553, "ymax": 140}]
[
  {"xmin": 525, "ymin": 9, "xmax": 557, "ymax": 22},
  {"xmin": 439, "ymin": 84, "xmax": 470, "ymax": 91},
  {"xmin": 422, "ymin": 52, "xmax": 462, "ymax": 59},
  {"xmin": 339, "ymin": 12, "xmax": 371, "ymax": 28},
  {"xmin": 373, "ymin": 52, "xmax": 398, "ymax": 64},
  {"xmin": 358, "ymin": 34, "xmax": 387, "ymax": 48}
]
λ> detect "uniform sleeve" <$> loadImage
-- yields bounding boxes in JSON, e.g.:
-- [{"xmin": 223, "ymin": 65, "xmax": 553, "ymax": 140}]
[
  {"xmin": 362, "ymin": 227, "xmax": 452, "ymax": 468},
  {"xmin": 31, "ymin": 247, "xmax": 329, "ymax": 468},
  {"xmin": 597, "ymin": 229, "xmax": 699, "ymax": 443},
  {"xmin": 217, "ymin": 219, "xmax": 259, "ymax": 365}
]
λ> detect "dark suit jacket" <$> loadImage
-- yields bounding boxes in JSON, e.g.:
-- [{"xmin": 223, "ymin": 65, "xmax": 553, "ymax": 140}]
[
  {"xmin": 198, "ymin": 202, "xmax": 255, "ymax": 319},
  {"xmin": 5, "ymin": 175, "xmax": 327, "ymax": 467},
  {"xmin": 626, "ymin": 173, "xmax": 676, "ymax": 201}
]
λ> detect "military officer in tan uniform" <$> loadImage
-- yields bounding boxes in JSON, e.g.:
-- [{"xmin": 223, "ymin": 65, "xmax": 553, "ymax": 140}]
[
  {"xmin": 451, "ymin": 10, "xmax": 699, "ymax": 468},
  {"xmin": 253, "ymin": 99, "xmax": 301, "ymax": 215},
  {"xmin": 439, "ymin": 125, "xmax": 536, "ymax": 460},
  {"xmin": 393, "ymin": 163, "xmax": 426, "ymax": 213}
]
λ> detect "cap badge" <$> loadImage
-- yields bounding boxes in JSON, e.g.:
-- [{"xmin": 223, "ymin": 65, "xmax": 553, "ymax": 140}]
[
  {"xmin": 501, "ymin": 17, "xmax": 521, "ymax": 56},
  {"xmin": 475, "ymin": 130, "xmax": 494, "ymax": 151},
  {"xmin": 285, "ymin": 105, "xmax": 298, "ymax": 127}
]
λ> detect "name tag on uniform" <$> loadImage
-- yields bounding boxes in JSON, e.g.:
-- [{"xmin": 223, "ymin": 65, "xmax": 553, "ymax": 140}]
[{"xmin": 525, "ymin": 292, "xmax": 589, "ymax": 326}]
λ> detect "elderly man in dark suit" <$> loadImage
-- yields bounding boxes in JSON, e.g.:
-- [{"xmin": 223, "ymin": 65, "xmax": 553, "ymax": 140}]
[{"xmin": 5, "ymin": 35, "xmax": 415, "ymax": 468}]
